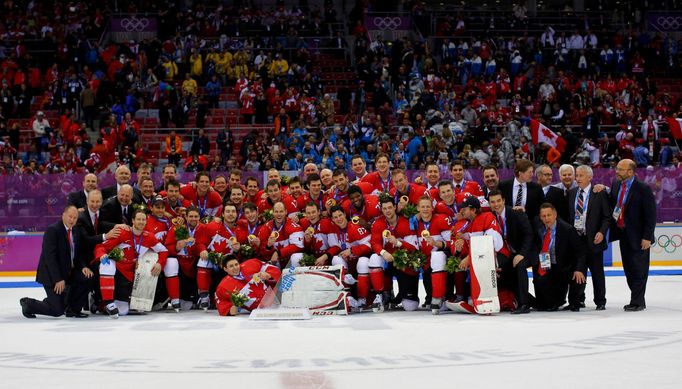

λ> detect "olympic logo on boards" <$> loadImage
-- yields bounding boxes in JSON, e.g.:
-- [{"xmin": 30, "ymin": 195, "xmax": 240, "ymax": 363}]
[
  {"xmin": 120, "ymin": 17, "xmax": 150, "ymax": 32},
  {"xmin": 655, "ymin": 16, "xmax": 682, "ymax": 31},
  {"xmin": 372, "ymin": 17, "xmax": 403, "ymax": 31},
  {"xmin": 651, "ymin": 234, "xmax": 682, "ymax": 254}
]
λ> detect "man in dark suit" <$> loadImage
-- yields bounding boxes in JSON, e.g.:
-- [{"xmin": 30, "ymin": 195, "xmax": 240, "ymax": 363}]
[
  {"xmin": 76, "ymin": 189, "xmax": 128, "ymax": 311},
  {"xmin": 481, "ymin": 165, "xmax": 499, "ymax": 200},
  {"xmin": 498, "ymin": 159, "xmax": 545, "ymax": 220},
  {"xmin": 101, "ymin": 165, "xmax": 142, "ymax": 201},
  {"xmin": 567, "ymin": 165, "xmax": 611, "ymax": 310},
  {"xmin": 99, "ymin": 184, "xmax": 135, "ymax": 232},
  {"xmin": 488, "ymin": 190, "xmax": 534, "ymax": 314},
  {"xmin": 609, "ymin": 159, "xmax": 656, "ymax": 311},
  {"xmin": 156, "ymin": 164, "xmax": 178, "ymax": 193},
  {"xmin": 533, "ymin": 203, "xmax": 587, "ymax": 311},
  {"xmin": 66, "ymin": 173, "xmax": 99, "ymax": 211},
  {"xmin": 536, "ymin": 164, "xmax": 569, "ymax": 221},
  {"xmin": 20, "ymin": 206, "xmax": 95, "ymax": 318}
]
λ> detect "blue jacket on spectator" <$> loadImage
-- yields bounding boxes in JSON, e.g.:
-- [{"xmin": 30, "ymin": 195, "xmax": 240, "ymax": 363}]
[
  {"xmin": 659, "ymin": 145, "xmax": 673, "ymax": 167},
  {"xmin": 633, "ymin": 145, "xmax": 650, "ymax": 167},
  {"xmin": 205, "ymin": 80, "xmax": 221, "ymax": 97}
]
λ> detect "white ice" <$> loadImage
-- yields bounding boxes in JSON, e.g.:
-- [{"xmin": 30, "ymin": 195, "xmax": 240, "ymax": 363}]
[{"xmin": 1, "ymin": 273, "xmax": 682, "ymax": 389}]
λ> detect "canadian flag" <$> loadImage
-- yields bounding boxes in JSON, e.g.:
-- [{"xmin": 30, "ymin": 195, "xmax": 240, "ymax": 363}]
[
  {"xmin": 530, "ymin": 119, "xmax": 566, "ymax": 151},
  {"xmin": 666, "ymin": 118, "xmax": 682, "ymax": 140}
]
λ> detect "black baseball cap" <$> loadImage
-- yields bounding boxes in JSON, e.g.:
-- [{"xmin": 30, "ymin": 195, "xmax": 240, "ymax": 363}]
[{"xmin": 458, "ymin": 196, "xmax": 481, "ymax": 210}]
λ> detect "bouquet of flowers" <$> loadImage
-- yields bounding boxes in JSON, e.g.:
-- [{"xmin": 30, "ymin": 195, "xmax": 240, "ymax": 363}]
[
  {"xmin": 132, "ymin": 203, "xmax": 147, "ymax": 213},
  {"xmin": 299, "ymin": 253, "xmax": 317, "ymax": 267},
  {"xmin": 261, "ymin": 209, "xmax": 274, "ymax": 222},
  {"xmin": 392, "ymin": 249, "xmax": 426, "ymax": 271},
  {"xmin": 446, "ymin": 255, "xmax": 464, "ymax": 273},
  {"xmin": 401, "ymin": 203, "xmax": 418, "ymax": 218},
  {"xmin": 240, "ymin": 244, "xmax": 256, "ymax": 259},
  {"xmin": 378, "ymin": 191, "xmax": 393, "ymax": 204},
  {"xmin": 174, "ymin": 225, "xmax": 189, "ymax": 241},
  {"xmin": 296, "ymin": 212, "xmax": 305, "ymax": 220},
  {"xmin": 107, "ymin": 247, "xmax": 124, "ymax": 262},
  {"xmin": 280, "ymin": 175, "xmax": 290, "ymax": 186},
  {"xmin": 207, "ymin": 251, "xmax": 223, "ymax": 266},
  {"xmin": 200, "ymin": 216, "xmax": 213, "ymax": 224},
  {"xmin": 229, "ymin": 291, "xmax": 249, "ymax": 308}
]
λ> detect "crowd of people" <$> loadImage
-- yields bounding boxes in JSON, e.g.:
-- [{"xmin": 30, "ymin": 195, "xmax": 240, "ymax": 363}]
[
  {"xmin": 1, "ymin": 2, "xmax": 681, "ymax": 177},
  {"xmin": 20, "ymin": 156, "xmax": 656, "ymax": 319}
]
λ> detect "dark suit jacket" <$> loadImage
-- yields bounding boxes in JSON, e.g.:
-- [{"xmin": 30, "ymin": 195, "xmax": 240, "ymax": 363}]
[
  {"xmin": 536, "ymin": 218, "xmax": 586, "ymax": 274},
  {"xmin": 498, "ymin": 206, "xmax": 536, "ymax": 261},
  {"xmin": 36, "ymin": 221, "xmax": 85, "ymax": 286},
  {"xmin": 568, "ymin": 186, "xmax": 611, "ymax": 252},
  {"xmin": 99, "ymin": 197, "xmax": 132, "ymax": 232},
  {"xmin": 101, "ymin": 184, "xmax": 142, "ymax": 202},
  {"xmin": 544, "ymin": 186, "xmax": 569, "ymax": 221},
  {"xmin": 498, "ymin": 179, "xmax": 545, "ymax": 220},
  {"xmin": 608, "ymin": 178, "xmax": 656, "ymax": 250},
  {"xmin": 66, "ymin": 190, "xmax": 88, "ymax": 210},
  {"xmin": 75, "ymin": 210, "xmax": 106, "ymax": 265}
]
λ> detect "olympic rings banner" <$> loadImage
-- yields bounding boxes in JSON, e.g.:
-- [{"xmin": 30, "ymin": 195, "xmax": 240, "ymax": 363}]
[
  {"xmin": 611, "ymin": 224, "xmax": 682, "ymax": 266},
  {"xmin": 647, "ymin": 12, "xmax": 682, "ymax": 32},
  {"xmin": 364, "ymin": 15, "xmax": 411, "ymax": 31},
  {"xmin": 111, "ymin": 16, "xmax": 158, "ymax": 33}
]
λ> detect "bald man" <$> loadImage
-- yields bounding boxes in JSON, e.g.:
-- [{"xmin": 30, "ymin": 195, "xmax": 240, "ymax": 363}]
[
  {"xmin": 67, "ymin": 173, "xmax": 99, "ymax": 211},
  {"xmin": 99, "ymin": 184, "xmax": 135, "ymax": 231},
  {"xmin": 608, "ymin": 159, "xmax": 656, "ymax": 312},
  {"xmin": 101, "ymin": 165, "xmax": 142, "ymax": 201}
]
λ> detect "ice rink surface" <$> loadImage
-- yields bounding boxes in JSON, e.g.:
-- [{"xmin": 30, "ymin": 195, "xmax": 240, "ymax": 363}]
[{"xmin": 1, "ymin": 273, "xmax": 682, "ymax": 389}]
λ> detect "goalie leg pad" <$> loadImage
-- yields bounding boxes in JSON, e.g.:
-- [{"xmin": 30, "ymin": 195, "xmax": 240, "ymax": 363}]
[
  {"xmin": 280, "ymin": 267, "xmax": 345, "ymax": 291},
  {"xmin": 281, "ymin": 290, "xmax": 349, "ymax": 314},
  {"xmin": 114, "ymin": 300, "xmax": 129, "ymax": 316}
]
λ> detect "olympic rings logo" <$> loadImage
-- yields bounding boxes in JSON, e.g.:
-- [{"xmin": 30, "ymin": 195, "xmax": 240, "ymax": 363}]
[
  {"xmin": 655, "ymin": 16, "xmax": 682, "ymax": 31},
  {"xmin": 120, "ymin": 17, "xmax": 150, "ymax": 32},
  {"xmin": 651, "ymin": 234, "xmax": 682, "ymax": 254},
  {"xmin": 372, "ymin": 17, "xmax": 403, "ymax": 31}
]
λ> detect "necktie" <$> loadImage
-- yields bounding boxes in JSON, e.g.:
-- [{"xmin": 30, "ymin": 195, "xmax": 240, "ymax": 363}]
[
  {"xmin": 123, "ymin": 206, "xmax": 129, "ymax": 223},
  {"xmin": 616, "ymin": 182, "xmax": 626, "ymax": 228},
  {"xmin": 67, "ymin": 228, "xmax": 74, "ymax": 265},
  {"xmin": 94, "ymin": 212, "xmax": 99, "ymax": 234},
  {"xmin": 497, "ymin": 214, "xmax": 506, "ymax": 237},
  {"xmin": 539, "ymin": 228, "xmax": 551, "ymax": 276},
  {"xmin": 515, "ymin": 184, "xmax": 523, "ymax": 207},
  {"xmin": 577, "ymin": 189, "xmax": 584, "ymax": 216}
]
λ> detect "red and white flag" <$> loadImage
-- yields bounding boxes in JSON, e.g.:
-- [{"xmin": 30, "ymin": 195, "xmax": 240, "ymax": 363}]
[
  {"xmin": 666, "ymin": 118, "xmax": 682, "ymax": 140},
  {"xmin": 530, "ymin": 119, "xmax": 566, "ymax": 151}
]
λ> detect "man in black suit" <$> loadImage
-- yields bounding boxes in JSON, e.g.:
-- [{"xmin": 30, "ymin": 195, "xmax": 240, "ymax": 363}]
[
  {"xmin": 533, "ymin": 203, "xmax": 587, "ymax": 311},
  {"xmin": 481, "ymin": 165, "xmax": 499, "ymax": 199},
  {"xmin": 156, "ymin": 164, "xmax": 178, "ymax": 193},
  {"xmin": 488, "ymin": 190, "xmax": 534, "ymax": 314},
  {"xmin": 66, "ymin": 173, "xmax": 98, "ymax": 211},
  {"xmin": 497, "ymin": 159, "xmax": 545, "ymax": 220},
  {"xmin": 20, "ymin": 206, "xmax": 95, "ymax": 318},
  {"xmin": 76, "ymin": 190, "xmax": 127, "ymax": 310},
  {"xmin": 536, "ymin": 164, "xmax": 569, "ymax": 221},
  {"xmin": 99, "ymin": 184, "xmax": 135, "ymax": 232},
  {"xmin": 567, "ymin": 165, "xmax": 611, "ymax": 310},
  {"xmin": 101, "ymin": 165, "xmax": 142, "ymax": 201},
  {"xmin": 609, "ymin": 159, "xmax": 656, "ymax": 311}
]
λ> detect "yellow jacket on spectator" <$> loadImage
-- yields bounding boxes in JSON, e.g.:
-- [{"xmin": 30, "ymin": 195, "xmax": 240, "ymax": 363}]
[
  {"xmin": 269, "ymin": 58, "xmax": 289, "ymax": 77},
  {"xmin": 216, "ymin": 51, "xmax": 233, "ymax": 76},
  {"xmin": 206, "ymin": 51, "xmax": 221, "ymax": 66},
  {"xmin": 162, "ymin": 60, "xmax": 178, "ymax": 81},
  {"xmin": 233, "ymin": 50, "xmax": 249, "ymax": 65},
  {"xmin": 189, "ymin": 53, "xmax": 203, "ymax": 78},
  {"xmin": 232, "ymin": 63, "xmax": 251, "ymax": 80},
  {"xmin": 182, "ymin": 77, "xmax": 198, "ymax": 95}
]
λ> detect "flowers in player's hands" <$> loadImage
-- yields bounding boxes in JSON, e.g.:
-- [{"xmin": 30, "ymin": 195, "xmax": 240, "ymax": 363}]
[
  {"xmin": 299, "ymin": 253, "xmax": 317, "ymax": 267},
  {"xmin": 132, "ymin": 203, "xmax": 147, "ymax": 213},
  {"xmin": 280, "ymin": 175, "xmax": 290, "ymax": 186},
  {"xmin": 378, "ymin": 191, "xmax": 393, "ymax": 204},
  {"xmin": 229, "ymin": 291, "xmax": 249, "ymax": 308},
  {"xmin": 401, "ymin": 203, "xmax": 418, "ymax": 218},
  {"xmin": 446, "ymin": 255, "xmax": 464, "ymax": 273},
  {"xmin": 392, "ymin": 249, "xmax": 426, "ymax": 271},
  {"xmin": 296, "ymin": 212, "xmax": 305, "ymax": 220},
  {"xmin": 207, "ymin": 251, "xmax": 223, "ymax": 266},
  {"xmin": 240, "ymin": 244, "xmax": 256, "ymax": 259},
  {"xmin": 107, "ymin": 247, "xmax": 124, "ymax": 262},
  {"xmin": 174, "ymin": 225, "xmax": 189, "ymax": 241},
  {"xmin": 261, "ymin": 209, "xmax": 274, "ymax": 222},
  {"xmin": 200, "ymin": 216, "xmax": 213, "ymax": 224}
]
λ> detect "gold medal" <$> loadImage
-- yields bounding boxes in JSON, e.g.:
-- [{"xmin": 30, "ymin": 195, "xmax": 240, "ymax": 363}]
[
  {"xmin": 351, "ymin": 216, "xmax": 360, "ymax": 224},
  {"xmin": 382, "ymin": 230, "xmax": 391, "ymax": 238},
  {"xmin": 271, "ymin": 231, "xmax": 280, "ymax": 239},
  {"xmin": 306, "ymin": 227, "xmax": 315, "ymax": 235},
  {"xmin": 421, "ymin": 230, "xmax": 431, "ymax": 238},
  {"xmin": 400, "ymin": 195, "xmax": 409, "ymax": 203},
  {"xmin": 248, "ymin": 234, "xmax": 257, "ymax": 241}
]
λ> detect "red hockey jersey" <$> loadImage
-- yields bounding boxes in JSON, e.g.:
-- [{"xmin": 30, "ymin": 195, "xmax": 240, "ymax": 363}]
[
  {"xmin": 214, "ymin": 259, "xmax": 281, "ymax": 316},
  {"xmin": 94, "ymin": 230, "xmax": 169, "ymax": 281}
]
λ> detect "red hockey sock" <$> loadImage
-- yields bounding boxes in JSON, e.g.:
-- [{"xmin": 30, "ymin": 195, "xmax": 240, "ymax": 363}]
[
  {"xmin": 454, "ymin": 271, "xmax": 466, "ymax": 296},
  {"xmin": 197, "ymin": 267, "xmax": 212, "ymax": 293},
  {"xmin": 357, "ymin": 274, "xmax": 370, "ymax": 299},
  {"xmin": 370, "ymin": 268, "xmax": 385, "ymax": 292},
  {"xmin": 166, "ymin": 276, "xmax": 180, "ymax": 300},
  {"xmin": 100, "ymin": 275, "xmax": 114, "ymax": 302},
  {"xmin": 432, "ymin": 271, "xmax": 447, "ymax": 300}
]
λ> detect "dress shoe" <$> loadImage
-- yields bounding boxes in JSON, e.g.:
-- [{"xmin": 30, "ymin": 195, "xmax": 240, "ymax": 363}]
[
  {"xmin": 20, "ymin": 298, "xmax": 35, "ymax": 318},
  {"xmin": 569, "ymin": 305, "xmax": 580, "ymax": 312},
  {"xmin": 596, "ymin": 305, "xmax": 606, "ymax": 311},
  {"xmin": 580, "ymin": 302, "xmax": 586, "ymax": 308},
  {"xmin": 65, "ymin": 309, "xmax": 88, "ymax": 318},
  {"xmin": 511, "ymin": 304, "xmax": 530, "ymax": 314},
  {"xmin": 624, "ymin": 304, "xmax": 646, "ymax": 312}
]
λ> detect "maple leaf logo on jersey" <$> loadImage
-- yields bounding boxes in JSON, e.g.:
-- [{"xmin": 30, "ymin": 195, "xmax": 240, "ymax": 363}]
[{"xmin": 208, "ymin": 235, "xmax": 231, "ymax": 254}]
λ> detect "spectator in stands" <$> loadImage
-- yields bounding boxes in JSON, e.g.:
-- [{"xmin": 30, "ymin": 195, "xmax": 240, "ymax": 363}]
[{"xmin": 165, "ymin": 129, "xmax": 183, "ymax": 167}]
